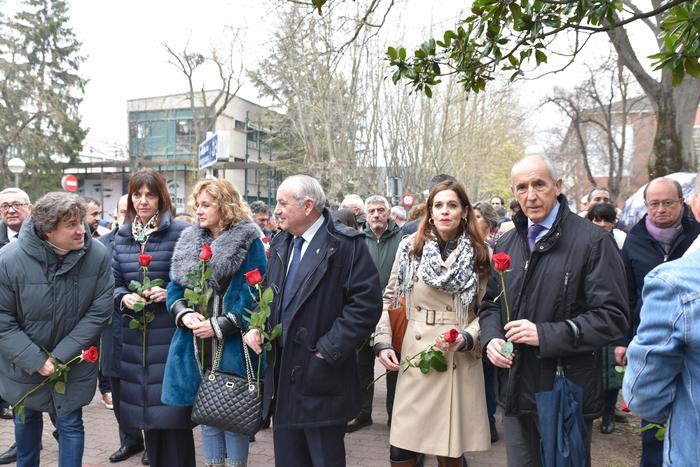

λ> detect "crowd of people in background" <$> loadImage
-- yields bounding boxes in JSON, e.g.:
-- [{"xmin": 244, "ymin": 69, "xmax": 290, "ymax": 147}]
[{"xmin": 0, "ymin": 155, "xmax": 698, "ymax": 467}]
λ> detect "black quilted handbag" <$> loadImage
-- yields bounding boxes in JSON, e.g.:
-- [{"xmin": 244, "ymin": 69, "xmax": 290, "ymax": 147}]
[{"xmin": 191, "ymin": 330, "xmax": 263, "ymax": 436}]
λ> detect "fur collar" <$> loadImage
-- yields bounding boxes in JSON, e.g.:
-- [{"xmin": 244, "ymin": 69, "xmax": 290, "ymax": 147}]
[{"xmin": 170, "ymin": 220, "xmax": 260, "ymax": 293}]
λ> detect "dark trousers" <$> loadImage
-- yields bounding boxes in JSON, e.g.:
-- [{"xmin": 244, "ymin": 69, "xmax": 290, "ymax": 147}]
[
  {"xmin": 356, "ymin": 339, "xmax": 375, "ymax": 417},
  {"xmin": 273, "ymin": 425, "xmax": 346, "ymax": 467},
  {"xmin": 503, "ymin": 415, "xmax": 593, "ymax": 467},
  {"xmin": 97, "ymin": 368, "xmax": 111, "ymax": 394},
  {"xmin": 111, "ymin": 377, "xmax": 144, "ymax": 449},
  {"xmin": 482, "ymin": 355, "xmax": 497, "ymax": 424},
  {"xmin": 640, "ymin": 419, "xmax": 663, "ymax": 467},
  {"xmin": 604, "ymin": 388, "xmax": 619, "ymax": 413},
  {"xmin": 386, "ymin": 361, "xmax": 398, "ymax": 419},
  {"xmin": 143, "ymin": 429, "xmax": 196, "ymax": 467}
]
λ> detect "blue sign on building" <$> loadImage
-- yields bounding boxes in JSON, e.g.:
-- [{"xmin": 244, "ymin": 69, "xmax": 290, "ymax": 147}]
[{"xmin": 199, "ymin": 134, "xmax": 219, "ymax": 170}]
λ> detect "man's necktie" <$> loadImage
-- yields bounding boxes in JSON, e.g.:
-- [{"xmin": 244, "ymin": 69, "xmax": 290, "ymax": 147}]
[
  {"xmin": 281, "ymin": 236, "xmax": 305, "ymax": 315},
  {"xmin": 527, "ymin": 224, "xmax": 546, "ymax": 252}
]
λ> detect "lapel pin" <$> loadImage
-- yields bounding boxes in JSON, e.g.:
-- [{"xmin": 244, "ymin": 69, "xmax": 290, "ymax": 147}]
[{"xmin": 316, "ymin": 248, "xmax": 320, "ymax": 254}]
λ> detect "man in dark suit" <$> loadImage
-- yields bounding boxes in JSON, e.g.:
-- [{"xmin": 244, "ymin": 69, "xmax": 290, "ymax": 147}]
[
  {"xmin": 0, "ymin": 187, "xmax": 32, "ymax": 465},
  {"xmin": 244, "ymin": 174, "xmax": 382, "ymax": 467}
]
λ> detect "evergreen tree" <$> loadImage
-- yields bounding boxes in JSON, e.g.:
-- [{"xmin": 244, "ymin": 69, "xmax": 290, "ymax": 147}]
[{"xmin": 0, "ymin": 0, "xmax": 86, "ymax": 200}]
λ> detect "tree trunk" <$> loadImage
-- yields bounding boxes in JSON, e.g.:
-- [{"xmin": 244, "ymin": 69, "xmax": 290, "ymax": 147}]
[{"xmin": 648, "ymin": 80, "xmax": 699, "ymax": 178}]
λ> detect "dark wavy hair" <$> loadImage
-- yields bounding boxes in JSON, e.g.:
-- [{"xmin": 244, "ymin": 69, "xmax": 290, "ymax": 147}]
[
  {"xmin": 125, "ymin": 169, "xmax": 174, "ymax": 222},
  {"xmin": 586, "ymin": 202, "xmax": 617, "ymax": 223},
  {"xmin": 412, "ymin": 180, "xmax": 490, "ymax": 280},
  {"xmin": 334, "ymin": 208, "xmax": 359, "ymax": 230}
]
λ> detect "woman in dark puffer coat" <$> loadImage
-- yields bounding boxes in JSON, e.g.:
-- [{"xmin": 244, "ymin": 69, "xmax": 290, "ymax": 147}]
[{"xmin": 111, "ymin": 169, "xmax": 192, "ymax": 467}]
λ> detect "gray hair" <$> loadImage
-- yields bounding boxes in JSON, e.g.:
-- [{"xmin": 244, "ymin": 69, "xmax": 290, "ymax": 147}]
[
  {"xmin": 249, "ymin": 200, "xmax": 269, "ymax": 215},
  {"xmin": 0, "ymin": 187, "xmax": 31, "ymax": 204},
  {"xmin": 341, "ymin": 194, "xmax": 364, "ymax": 211},
  {"xmin": 280, "ymin": 175, "xmax": 327, "ymax": 214},
  {"xmin": 31, "ymin": 192, "xmax": 87, "ymax": 236},
  {"xmin": 587, "ymin": 186, "xmax": 610, "ymax": 202},
  {"xmin": 390, "ymin": 205, "xmax": 407, "ymax": 220},
  {"xmin": 364, "ymin": 195, "xmax": 390, "ymax": 212},
  {"xmin": 511, "ymin": 155, "xmax": 559, "ymax": 184},
  {"xmin": 474, "ymin": 201, "xmax": 499, "ymax": 230},
  {"xmin": 494, "ymin": 205, "xmax": 507, "ymax": 218}
]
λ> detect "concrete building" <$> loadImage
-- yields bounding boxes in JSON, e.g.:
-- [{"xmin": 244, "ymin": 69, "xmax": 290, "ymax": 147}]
[{"xmin": 126, "ymin": 90, "xmax": 280, "ymax": 210}]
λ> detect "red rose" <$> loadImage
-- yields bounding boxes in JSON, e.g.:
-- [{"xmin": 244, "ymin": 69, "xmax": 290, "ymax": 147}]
[
  {"xmin": 444, "ymin": 328, "xmax": 459, "ymax": 344},
  {"xmin": 82, "ymin": 346, "xmax": 99, "ymax": 363},
  {"xmin": 200, "ymin": 243, "xmax": 213, "ymax": 261},
  {"xmin": 262, "ymin": 236, "xmax": 269, "ymax": 243},
  {"xmin": 138, "ymin": 254, "xmax": 152, "ymax": 268},
  {"xmin": 492, "ymin": 252, "xmax": 511, "ymax": 272},
  {"xmin": 244, "ymin": 268, "xmax": 263, "ymax": 286}
]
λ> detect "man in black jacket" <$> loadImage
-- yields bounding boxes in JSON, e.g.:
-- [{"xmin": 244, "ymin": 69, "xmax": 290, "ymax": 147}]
[
  {"xmin": 244, "ymin": 175, "xmax": 382, "ymax": 467},
  {"xmin": 479, "ymin": 155, "xmax": 629, "ymax": 467}
]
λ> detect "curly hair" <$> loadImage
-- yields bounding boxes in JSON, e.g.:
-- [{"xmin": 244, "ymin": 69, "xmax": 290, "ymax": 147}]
[
  {"xmin": 189, "ymin": 179, "xmax": 251, "ymax": 231},
  {"xmin": 31, "ymin": 192, "xmax": 87, "ymax": 237}
]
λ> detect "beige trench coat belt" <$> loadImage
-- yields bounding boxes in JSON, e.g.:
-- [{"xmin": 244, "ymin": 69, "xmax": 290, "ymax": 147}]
[{"xmin": 412, "ymin": 306, "xmax": 459, "ymax": 326}]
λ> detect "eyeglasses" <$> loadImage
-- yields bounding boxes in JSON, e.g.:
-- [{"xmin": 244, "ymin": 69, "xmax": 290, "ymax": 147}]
[
  {"xmin": 647, "ymin": 199, "xmax": 680, "ymax": 210},
  {"xmin": 0, "ymin": 202, "xmax": 29, "ymax": 213}
]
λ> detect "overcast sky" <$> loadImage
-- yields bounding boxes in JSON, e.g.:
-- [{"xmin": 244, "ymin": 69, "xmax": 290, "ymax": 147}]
[{"xmin": 7, "ymin": 0, "xmax": 661, "ymax": 148}]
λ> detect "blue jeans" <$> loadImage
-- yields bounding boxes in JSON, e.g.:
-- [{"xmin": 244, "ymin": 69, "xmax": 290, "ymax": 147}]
[
  {"xmin": 14, "ymin": 407, "xmax": 84, "ymax": 467},
  {"xmin": 200, "ymin": 425, "xmax": 249, "ymax": 466}
]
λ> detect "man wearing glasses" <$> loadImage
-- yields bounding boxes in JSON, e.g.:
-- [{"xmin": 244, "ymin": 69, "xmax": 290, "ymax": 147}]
[
  {"xmin": 617, "ymin": 177, "xmax": 700, "ymax": 467},
  {"xmin": 0, "ymin": 187, "xmax": 31, "ymax": 465},
  {"xmin": 0, "ymin": 188, "xmax": 31, "ymax": 247}
]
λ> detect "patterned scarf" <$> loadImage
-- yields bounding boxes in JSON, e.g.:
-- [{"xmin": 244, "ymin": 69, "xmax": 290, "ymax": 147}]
[
  {"xmin": 131, "ymin": 212, "xmax": 159, "ymax": 248},
  {"xmin": 395, "ymin": 232, "xmax": 478, "ymax": 328}
]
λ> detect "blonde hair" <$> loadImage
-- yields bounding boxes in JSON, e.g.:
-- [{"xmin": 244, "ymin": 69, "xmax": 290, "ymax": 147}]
[{"xmin": 189, "ymin": 179, "xmax": 251, "ymax": 231}]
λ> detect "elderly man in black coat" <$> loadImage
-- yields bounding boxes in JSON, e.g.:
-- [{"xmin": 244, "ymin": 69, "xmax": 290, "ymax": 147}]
[
  {"xmin": 479, "ymin": 156, "xmax": 629, "ymax": 467},
  {"xmin": 244, "ymin": 174, "xmax": 382, "ymax": 467}
]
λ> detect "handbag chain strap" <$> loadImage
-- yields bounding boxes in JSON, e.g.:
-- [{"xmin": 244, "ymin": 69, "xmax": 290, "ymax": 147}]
[{"xmin": 192, "ymin": 295, "xmax": 257, "ymax": 388}]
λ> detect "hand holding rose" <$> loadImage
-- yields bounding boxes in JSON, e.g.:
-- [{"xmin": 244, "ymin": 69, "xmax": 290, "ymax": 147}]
[
  {"xmin": 243, "ymin": 328, "xmax": 264, "ymax": 354},
  {"xmin": 434, "ymin": 328, "xmax": 465, "ymax": 352},
  {"xmin": 504, "ymin": 319, "xmax": 539, "ymax": 346},
  {"xmin": 37, "ymin": 357, "xmax": 56, "ymax": 376},
  {"xmin": 378, "ymin": 349, "xmax": 400, "ymax": 371},
  {"xmin": 487, "ymin": 338, "xmax": 514, "ymax": 368}
]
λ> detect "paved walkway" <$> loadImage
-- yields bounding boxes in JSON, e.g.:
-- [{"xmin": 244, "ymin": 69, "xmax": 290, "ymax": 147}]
[{"xmin": 0, "ymin": 362, "xmax": 641, "ymax": 466}]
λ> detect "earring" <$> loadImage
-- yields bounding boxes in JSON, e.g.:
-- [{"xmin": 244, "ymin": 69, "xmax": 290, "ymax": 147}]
[{"xmin": 428, "ymin": 218, "xmax": 434, "ymax": 225}]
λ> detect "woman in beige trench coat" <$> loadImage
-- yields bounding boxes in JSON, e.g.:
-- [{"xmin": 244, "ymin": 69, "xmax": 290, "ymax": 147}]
[{"xmin": 375, "ymin": 179, "xmax": 491, "ymax": 467}]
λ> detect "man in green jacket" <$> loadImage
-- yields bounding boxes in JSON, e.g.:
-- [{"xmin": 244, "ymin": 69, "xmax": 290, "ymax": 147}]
[{"xmin": 347, "ymin": 195, "xmax": 402, "ymax": 432}]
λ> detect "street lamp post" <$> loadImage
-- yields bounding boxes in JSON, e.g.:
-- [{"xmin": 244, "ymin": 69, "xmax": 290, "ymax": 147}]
[{"xmin": 7, "ymin": 157, "xmax": 26, "ymax": 187}]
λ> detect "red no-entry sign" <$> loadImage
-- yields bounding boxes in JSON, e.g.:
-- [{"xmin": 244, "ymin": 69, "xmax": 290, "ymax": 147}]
[{"xmin": 61, "ymin": 175, "xmax": 78, "ymax": 192}]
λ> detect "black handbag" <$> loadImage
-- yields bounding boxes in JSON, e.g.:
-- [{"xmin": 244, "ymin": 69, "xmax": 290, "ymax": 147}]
[{"xmin": 190, "ymin": 329, "xmax": 263, "ymax": 436}]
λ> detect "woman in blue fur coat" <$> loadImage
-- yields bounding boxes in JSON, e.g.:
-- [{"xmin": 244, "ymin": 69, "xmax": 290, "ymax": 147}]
[{"xmin": 163, "ymin": 178, "xmax": 266, "ymax": 467}]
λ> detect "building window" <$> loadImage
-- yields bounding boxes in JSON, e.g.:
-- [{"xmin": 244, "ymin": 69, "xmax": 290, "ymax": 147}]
[
  {"xmin": 129, "ymin": 122, "xmax": 150, "ymax": 140},
  {"xmin": 176, "ymin": 120, "xmax": 192, "ymax": 135},
  {"xmin": 246, "ymin": 168, "xmax": 258, "ymax": 184},
  {"xmin": 235, "ymin": 120, "xmax": 246, "ymax": 131}
]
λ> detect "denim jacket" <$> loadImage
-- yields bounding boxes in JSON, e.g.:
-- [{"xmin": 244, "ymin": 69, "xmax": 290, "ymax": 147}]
[{"xmin": 623, "ymin": 250, "xmax": 700, "ymax": 466}]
